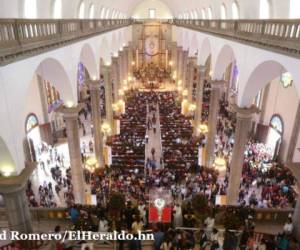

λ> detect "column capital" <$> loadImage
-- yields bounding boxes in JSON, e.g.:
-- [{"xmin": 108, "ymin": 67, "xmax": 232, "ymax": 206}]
[
  {"xmin": 87, "ymin": 79, "xmax": 100, "ymax": 91},
  {"xmin": 111, "ymin": 56, "xmax": 118, "ymax": 63},
  {"xmin": 230, "ymin": 103, "xmax": 260, "ymax": 119},
  {"xmin": 211, "ymin": 80, "xmax": 226, "ymax": 89},
  {"xmin": 0, "ymin": 162, "xmax": 36, "ymax": 194},
  {"xmin": 56, "ymin": 103, "xmax": 85, "ymax": 119},
  {"xmin": 199, "ymin": 65, "xmax": 206, "ymax": 74}
]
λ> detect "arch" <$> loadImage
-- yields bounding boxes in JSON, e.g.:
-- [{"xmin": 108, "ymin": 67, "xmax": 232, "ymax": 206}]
[
  {"xmin": 207, "ymin": 7, "xmax": 213, "ymax": 19},
  {"xmin": 221, "ymin": 3, "xmax": 227, "ymax": 19},
  {"xmin": 213, "ymin": 44, "xmax": 236, "ymax": 80},
  {"xmin": 52, "ymin": 0, "xmax": 62, "ymax": 18},
  {"xmin": 89, "ymin": 3, "xmax": 95, "ymax": 19},
  {"xmin": 198, "ymin": 38, "xmax": 212, "ymax": 65},
  {"xmin": 260, "ymin": 0, "xmax": 271, "ymax": 19},
  {"xmin": 111, "ymin": 32, "xmax": 118, "ymax": 55},
  {"xmin": 270, "ymin": 114, "xmax": 284, "ymax": 135},
  {"xmin": 232, "ymin": 1, "xmax": 240, "ymax": 19},
  {"xmin": 0, "ymin": 137, "xmax": 16, "ymax": 177},
  {"xmin": 35, "ymin": 58, "xmax": 75, "ymax": 104},
  {"xmin": 79, "ymin": 43, "xmax": 98, "ymax": 80},
  {"xmin": 193, "ymin": 10, "xmax": 198, "ymax": 19},
  {"xmin": 78, "ymin": 0, "xmax": 85, "ymax": 19},
  {"xmin": 24, "ymin": 0, "xmax": 37, "ymax": 18},
  {"xmin": 241, "ymin": 61, "xmax": 289, "ymax": 106},
  {"xmin": 189, "ymin": 34, "xmax": 198, "ymax": 56},
  {"xmin": 25, "ymin": 113, "xmax": 39, "ymax": 133}
]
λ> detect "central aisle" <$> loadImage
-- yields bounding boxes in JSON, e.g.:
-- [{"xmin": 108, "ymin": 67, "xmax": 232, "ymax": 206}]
[{"xmin": 145, "ymin": 103, "xmax": 163, "ymax": 169}]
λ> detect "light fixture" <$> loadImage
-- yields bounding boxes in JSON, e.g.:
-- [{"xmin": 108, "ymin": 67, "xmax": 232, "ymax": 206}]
[
  {"xmin": 85, "ymin": 156, "xmax": 99, "ymax": 173},
  {"xmin": 92, "ymin": 76, "xmax": 97, "ymax": 81},
  {"xmin": 169, "ymin": 61, "xmax": 173, "ymax": 66},
  {"xmin": 0, "ymin": 165, "xmax": 14, "ymax": 177},
  {"xmin": 177, "ymin": 80, "xmax": 182, "ymax": 86},
  {"xmin": 123, "ymin": 79, "xmax": 128, "ymax": 85},
  {"xmin": 177, "ymin": 86, "xmax": 182, "ymax": 92},
  {"xmin": 182, "ymin": 89, "xmax": 188, "ymax": 97},
  {"xmin": 118, "ymin": 89, "xmax": 124, "ymax": 96},
  {"xmin": 128, "ymin": 76, "xmax": 132, "ymax": 81},
  {"xmin": 105, "ymin": 61, "xmax": 111, "ymax": 66},
  {"xmin": 214, "ymin": 156, "xmax": 226, "ymax": 170},
  {"xmin": 65, "ymin": 101, "xmax": 74, "ymax": 108},
  {"xmin": 197, "ymin": 123, "xmax": 208, "ymax": 134},
  {"xmin": 188, "ymin": 103, "xmax": 196, "ymax": 112},
  {"xmin": 131, "ymin": 61, "xmax": 135, "ymax": 66},
  {"xmin": 123, "ymin": 86, "xmax": 128, "ymax": 92},
  {"xmin": 101, "ymin": 122, "xmax": 112, "ymax": 134}
]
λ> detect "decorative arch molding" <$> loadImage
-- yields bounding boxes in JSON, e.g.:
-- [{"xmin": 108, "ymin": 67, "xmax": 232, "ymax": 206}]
[
  {"xmin": 213, "ymin": 44, "xmax": 236, "ymax": 80},
  {"xmin": 270, "ymin": 114, "xmax": 284, "ymax": 135},
  {"xmin": 241, "ymin": 60, "xmax": 289, "ymax": 106},
  {"xmin": 79, "ymin": 43, "xmax": 99, "ymax": 80},
  {"xmin": 198, "ymin": 37, "xmax": 212, "ymax": 66}
]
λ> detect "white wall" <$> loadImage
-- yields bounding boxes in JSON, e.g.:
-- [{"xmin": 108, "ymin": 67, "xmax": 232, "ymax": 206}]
[
  {"xmin": 259, "ymin": 78, "xmax": 299, "ymax": 162},
  {"xmin": 131, "ymin": 0, "xmax": 173, "ymax": 19}
]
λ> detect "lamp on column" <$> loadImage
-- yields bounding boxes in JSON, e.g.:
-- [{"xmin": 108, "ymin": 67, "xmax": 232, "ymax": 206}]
[
  {"xmin": 0, "ymin": 165, "xmax": 15, "ymax": 177},
  {"xmin": 197, "ymin": 123, "xmax": 209, "ymax": 135},
  {"xmin": 101, "ymin": 121, "xmax": 112, "ymax": 135},
  {"xmin": 85, "ymin": 156, "xmax": 99, "ymax": 173},
  {"xmin": 213, "ymin": 155, "xmax": 226, "ymax": 171}
]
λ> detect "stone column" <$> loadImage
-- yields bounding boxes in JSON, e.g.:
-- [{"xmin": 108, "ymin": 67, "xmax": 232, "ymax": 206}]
[
  {"xmin": 177, "ymin": 47, "xmax": 183, "ymax": 81},
  {"xmin": 171, "ymin": 42, "xmax": 178, "ymax": 77},
  {"xmin": 205, "ymin": 80, "xmax": 225, "ymax": 167},
  {"xmin": 123, "ymin": 46, "xmax": 129, "ymax": 82},
  {"xmin": 87, "ymin": 80, "xmax": 104, "ymax": 167},
  {"xmin": 127, "ymin": 42, "xmax": 133, "ymax": 77},
  {"xmin": 182, "ymin": 50, "xmax": 188, "ymax": 88},
  {"xmin": 103, "ymin": 65, "xmax": 113, "ymax": 128},
  {"xmin": 227, "ymin": 104, "xmax": 259, "ymax": 205},
  {"xmin": 111, "ymin": 57, "xmax": 120, "ymax": 102},
  {"xmin": 37, "ymin": 75, "xmax": 49, "ymax": 123},
  {"xmin": 0, "ymin": 163, "xmax": 36, "ymax": 233},
  {"xmin": 193, "ymin": 65, "xmax": 206, "ymax": 135},
  {"xmin": 187, "ymin": 57, "xmax": 197, "ymax": 103},
  {"xmin": 118, "ymin": 50, "xmax": 124, "ymax": 87},
  {"xmin": 57, "ymin": 104, "xmax": 86, "ymax": 204}
]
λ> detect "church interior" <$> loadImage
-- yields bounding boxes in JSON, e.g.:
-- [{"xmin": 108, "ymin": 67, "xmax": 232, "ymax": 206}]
[{"xmin": 1, "ymin": 0, "xmax": 300, "ymax": 249}]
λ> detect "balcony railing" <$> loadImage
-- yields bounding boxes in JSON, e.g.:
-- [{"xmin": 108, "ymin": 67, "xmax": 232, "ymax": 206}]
[
  {"xmin": 175, "ymin": 19, "xmax": 300, "ymax": 59},
  {"xmin": 0, "ymin": 19, "xmax": 131, "ymax": 65}
]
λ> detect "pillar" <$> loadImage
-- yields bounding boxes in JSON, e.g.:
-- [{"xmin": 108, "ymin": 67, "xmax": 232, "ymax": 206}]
[
  {"xmin": 118, "ymin": 50, "xmax": 124, "ymax": 87},
  {"xmin": 57, "ymin": 104, "xmax": 86, "ymax": 204},
  {"xmin": 88, "ymin": 80, "xmax": 104, "ymax": 167},
  {"xmin": 205, "ymin": 80, "xmax": 225, "ymax": 167},
  {"xmin": 37, "ymin": 75, "xmax": 49, "ymax": 123},
  {"xmin": 177, "ymin": 47, "xmax": 183, "ymax": 81},
  {"xmin": 182, "ymin": 50, "xmax": 188, "ymax": 88},
  {"xmin": 123, "ymin": 46, "xmax": 129, "ymax": 82},
  {"xmin": 227, "ymin": 104, "xmax": 259, "ymax": 205},
  {"xmin": 103, "ymin": 65, "xmax": 113, "ymax": 128},
  {"xmin": 111, "ymin": 57, "xmax": 120, "ymax": 102},
  {"xmin": 193, "ymin": 65, "xmax": 206, "ymax": 135},
  {"xmin": 187, "ymin": 57, "xmax": 197, "ymax": 103},
  {"xmin": 128, "ymin": 42, "xmax": 133, "ymax": 77},
  {"xmin": 171, "ymin": 42, "xmax": 178, "ymax": 78},
  {"xmin": 0, "ymin": 163, "xmax": 36, "ymax": 233}
]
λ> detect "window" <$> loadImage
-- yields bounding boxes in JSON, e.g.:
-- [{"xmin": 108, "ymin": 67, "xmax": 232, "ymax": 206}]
[
  {"xmin": 290, "ymin": 0, "xmax": 300, "ymax": 18},
  {"xmin": 270, "ymin": 115, "xmax": 283, "ymax": 134},
  {"xmin": 25, "ymin": 114, "xmax": 39, "ymax": 133},
  {"xmin": 201, "ymin": 8, "xmax": 206, "ymax": 19},
  {"xmin": 260, "ymin": 0, "xmax": 271, "ymax": 19},
  {"xmin": 24, "ymin": 0, "xmax": 37, "ymax": 18},
  {"xmin": 190, "ymin": 11, "xmax": 194, "ymax": 19},
  {"xmin": 106, "ymin": 8, "xmax": 111, "ymax": 19},
  {"xmin": 221, "ymin": 4, "xmax": 227, "ymax": 19},
  {"xmin": 280, "ymin": 72, "xmax": 293, "ymax": 88},
  {"xmin": 78, "ymin": 1, "xmax": 85, "ymax": 19},
  {"xmin": 193, "ymin": 10, "xmax": 198, "ymax": 19},
  {"xmin": 100, "ymin": 7, "xmax": 106, "ymax": 19},
  {"xmin": 53, "ymin": 0, "xmax": 62, "ymax": 18},
  {"xmin": 89, "ymin": 4, "xmax": 95, "ymax": 19},
  {"xmin": 207, "ymin": 7, "xmax": 213, "ymax": 19},
  {"xmin": 149, "ymin": 9, "xmax": 156, "ymax": 19},
  {"xmin": 232, "ymin": 1, "xmax": 239, "ymax": 19}
]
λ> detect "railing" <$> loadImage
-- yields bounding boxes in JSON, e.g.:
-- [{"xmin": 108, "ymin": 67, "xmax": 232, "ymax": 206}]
[
  {"xmin": 0, "ymin": 19, "xmax": 131, "ymax": 65},
  {"xmin": 175, "ymin": 19, "xmax": 300, "ymax": 59}
]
